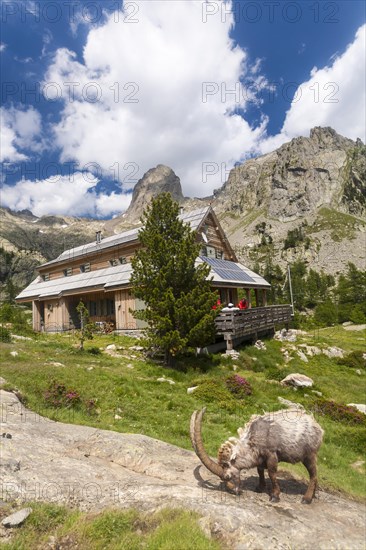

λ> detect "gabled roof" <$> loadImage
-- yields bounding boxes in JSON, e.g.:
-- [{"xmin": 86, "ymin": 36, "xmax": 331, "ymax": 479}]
[
  {"xmin": 39, "ymin": 207, "xmax": 212, "ymax": 269},
  {"xmin": 16, "ymin": 256, "xmax": 269, "ymax": 301},
  {"xmin": 17, "ymin": 263, "xmax": 134, "ymax": 301}
]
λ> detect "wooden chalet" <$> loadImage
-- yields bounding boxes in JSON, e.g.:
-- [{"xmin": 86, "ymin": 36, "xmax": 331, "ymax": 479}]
[{"xmin": 16, "ymin": 207, "xmax": 292, "ymax": 345}]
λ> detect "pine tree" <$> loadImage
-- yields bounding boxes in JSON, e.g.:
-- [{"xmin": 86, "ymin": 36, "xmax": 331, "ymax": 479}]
[
  {"xmin": 76, "ymin": 300, "xmax": 94, "ymax": 350},
  {"xmin": 130, "ymin": 193, "xmax": 218, "ymax": 366}
]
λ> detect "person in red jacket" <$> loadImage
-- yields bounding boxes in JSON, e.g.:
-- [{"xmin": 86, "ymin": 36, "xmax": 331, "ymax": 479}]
[{"xmin": 238, "ymin": 297, "xmax": 248, "ymax": 310}]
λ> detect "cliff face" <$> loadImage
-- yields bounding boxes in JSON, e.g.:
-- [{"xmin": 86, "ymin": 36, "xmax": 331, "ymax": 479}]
[{"xmin": 214, "ymin": 127, "xmax": 365, "ymax": 221}]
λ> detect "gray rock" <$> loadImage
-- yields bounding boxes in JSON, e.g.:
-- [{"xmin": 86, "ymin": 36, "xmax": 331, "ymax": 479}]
[
  {"xmin": 297, "ymin": 351, "xmax": 309, "ymax": 363},
  {"xmin": 129, "ymin": 345, "xmax": 144, "ymax": 351},
  {"xmin": 10, "ymin": 351, "xmax": 18, "ymax": 357},
  {"xmin": 157, "ymin": 377, "xmax": 175, "ymax": 385},
  {"xmin": 323, "ymin": 347, "xmax": 344, "ymax": 359},
  {"xmin": 0, "ymin": 377, "xmax": 6, "ymax": 386},
  {"xmin": 254, "ymin": 340, "xmax": 267, "ymax": 351},
  {"xmin": 281, "ymin": 373, "xmax": 314, "ymax": 388},
  {"xmin": 277, "ymin": 397, "xmax": 304, "ymax": 410},
  {"xmin": 105, "ymin": 344, "xmax": 117, "ymax": 351},
  {"xmin": 343, "ymin": 324, "xmax": 366, "ymax": 331},
  {"xmin": 187, "ymin": 386, "xmax": 198, "ymax": 394},
  {"xmin": 2, "ymin": 507, "xmax": 32, "ymax": 527}
]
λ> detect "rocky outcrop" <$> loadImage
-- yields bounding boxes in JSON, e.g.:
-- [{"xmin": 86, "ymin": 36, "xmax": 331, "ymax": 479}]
[
  {"xmin": 1, "ymin": 390, "xmax": 366, "ymax": 549},
  {"xmin": 214, "ymin": 127, "xmax": 364, "ymax": 221},
  {"xmin": 122, "ymin": 165, "xmax": 185, "ymax": 223}
]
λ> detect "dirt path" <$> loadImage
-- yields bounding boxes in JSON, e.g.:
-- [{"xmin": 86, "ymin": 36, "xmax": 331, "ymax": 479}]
[{"xmin": 1, "ymin": 390, "xmax": 365, "ymax": 549}]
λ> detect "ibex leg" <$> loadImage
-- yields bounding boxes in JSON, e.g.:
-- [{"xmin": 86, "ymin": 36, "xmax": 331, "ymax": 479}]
[{"xmin": 302, "ymin": 453, "xmax": 318, "ymax": 504}]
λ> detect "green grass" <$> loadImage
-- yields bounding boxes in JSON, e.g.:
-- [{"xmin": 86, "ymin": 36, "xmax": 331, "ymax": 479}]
[
  {"xmin": 1, "ymin": 326, "xmax": 365, "ymax": 500},
  {"xmin": 307, "ymin": 207, "xmax": 366, "ymax": 241},
  {"xmin": 0, "ymin": 503, "xmax": 220, "ymax": 550}
]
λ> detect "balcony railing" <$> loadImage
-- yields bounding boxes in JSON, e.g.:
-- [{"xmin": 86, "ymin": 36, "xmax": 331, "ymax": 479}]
[{"xmin": 215, "ymin": 304, "xmax": 293, "ymax": 349}]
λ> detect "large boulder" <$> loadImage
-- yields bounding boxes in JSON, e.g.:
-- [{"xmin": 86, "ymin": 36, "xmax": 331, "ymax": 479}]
[
  {"xmin": 2, "ymin": 508, "xmax": 32, "ymax": 528},
  {"xmin": 281, "ymin": 373, "xmax": 314, "ymax": 388}
]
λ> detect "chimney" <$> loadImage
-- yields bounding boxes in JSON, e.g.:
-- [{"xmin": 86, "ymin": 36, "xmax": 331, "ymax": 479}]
[
  {"xmin": 179, "ymin": 206, "xmax": 184, "ymax": 215},
  {"xmin": 96, "ymin": 231, "xmax": 102, "ymax": 244}
]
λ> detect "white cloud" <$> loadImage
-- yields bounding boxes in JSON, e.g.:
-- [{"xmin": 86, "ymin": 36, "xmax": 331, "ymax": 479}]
[
  {"xmin": 0, "ymin": 173, "xmax": 132, "ymax": 218},
  {"xmin": 0, "ymin": 43, "xmax": 6, "ymax": 53},
  {"xmin": 260, "ymin": 24, "xmax": 366, "ymax": 153},
  {"xmin": 44, "ymin": 0, "xmax": 266, "ymax": 197},
  {"xmin": 0, "ymin": 106, "xmax": 43, "ymax": 162}
]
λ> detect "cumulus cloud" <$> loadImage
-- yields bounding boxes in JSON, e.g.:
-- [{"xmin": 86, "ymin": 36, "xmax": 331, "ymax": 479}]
[
  {"xmin": 260, "ymin": 24, "xmax": 366, "ymax": 153},
  {"xmin": 0, "ymin": 43, "xmax": 6, "ymax": 53},
  {"xmin": 0, "ymin": 173, "xmax": 132, "ymax": 218},
  {"xmin": 43, "ymin": 0, "xmax": 266, "ymax": 196},
  {"xmin": 0, "ymin": 106, "xmax": 43, "ymax": 162}
]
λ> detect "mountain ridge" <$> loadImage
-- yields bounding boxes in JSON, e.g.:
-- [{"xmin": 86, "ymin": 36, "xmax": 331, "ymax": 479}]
[{"xmin": 1, "ymin": 126, "xmax": 365, "ymax": 298}]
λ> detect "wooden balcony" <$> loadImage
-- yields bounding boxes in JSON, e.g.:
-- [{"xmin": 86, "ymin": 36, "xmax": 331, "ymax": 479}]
[{"xmin": 215, "ymin": 305, "xmax": 293, "ymax": 350}]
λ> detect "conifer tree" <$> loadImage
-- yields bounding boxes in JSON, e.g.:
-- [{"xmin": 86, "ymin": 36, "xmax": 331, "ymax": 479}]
[{"xmin": 130, "ymin": 193, "xmax": 218, "ymax": 366}]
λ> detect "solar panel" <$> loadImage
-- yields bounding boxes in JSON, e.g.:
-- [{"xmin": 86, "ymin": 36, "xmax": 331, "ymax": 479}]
[{"xmin": 201, "ymin": 256, "xmax": 255, "ymax": 283}]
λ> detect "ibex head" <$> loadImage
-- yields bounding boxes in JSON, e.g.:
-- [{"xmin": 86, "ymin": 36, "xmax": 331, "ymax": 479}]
[{"xmin": 190, "ymin": 408, "xmax": 240, "ymax": 493}]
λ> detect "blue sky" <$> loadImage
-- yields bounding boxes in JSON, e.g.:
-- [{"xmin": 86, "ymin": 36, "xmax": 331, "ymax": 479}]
[{"xmin": 1, "ymin": 0, "xmax": 365, "ymax": 218}]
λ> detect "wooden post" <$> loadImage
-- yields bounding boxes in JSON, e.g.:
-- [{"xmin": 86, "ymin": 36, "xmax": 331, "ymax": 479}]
[
  {"xmin": 32, "ymin": 301, "xmax": 41, "ymax": 332},
  {"xmin": 246, "ymin": 288, "xmax": 252, "ymax": 308},
  {"xmin": 226, "ymin": 336, "xmax": 233, "ymax": 351},
  {"xmin": 255, "ymin": 289, "xmax": 259, "ymax": 307},
  {"xmin": 263, "ymin": 289, "xmax": 267, "ymax": 306}
]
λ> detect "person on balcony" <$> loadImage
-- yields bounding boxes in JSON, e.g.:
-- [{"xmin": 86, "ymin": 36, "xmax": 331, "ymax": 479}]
[
  {"xmin": 238, "ymin": 297, "xmax": 248, "ymax": 310},
  {"xmin": 222, "ymin": 302, "xmax": 239, "ymax": 311}
]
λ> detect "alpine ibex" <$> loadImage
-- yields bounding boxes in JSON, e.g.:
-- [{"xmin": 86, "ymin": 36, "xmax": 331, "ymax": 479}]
[{"xmin": 190, "ymin": 408, "xmax": 324, "ymax": 503}]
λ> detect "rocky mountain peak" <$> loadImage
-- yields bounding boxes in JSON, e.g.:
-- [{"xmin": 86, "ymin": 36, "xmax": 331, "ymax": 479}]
[
  {"xmin": 123, "ymin": 165, "xmax": 184, "ymax": 221},
  {"xmin": 309, "ymin": 126, "xmax": 357, "ymax": 151}
]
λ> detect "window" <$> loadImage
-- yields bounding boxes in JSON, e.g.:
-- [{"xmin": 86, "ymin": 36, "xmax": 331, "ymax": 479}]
[
  {"xmin": 201, "ymin": 246, "xmax": 207, "ymax": 257},
  {"xmin": 107, "ymin": 299, "xmax": 115, "ymax": 315},
  {"xmin": 80, "ymin": 263, "xmax": 91, "ymax": 273},
  {"xmin": 42, "ymin": 273, "xmax": 50, "ymax": 281},
  {"xmin": 109, "ymin": 259, "xmax": 118, "ymax": 267},
  {"xmin": 88, "ymin": 301, "xmax": 97, "ymax": 316},
  {"xmin": 215, "ymin": 250, "xmax": 223, "ymax": 260},
  {"xmin": 206, "ymin": 246, "xmax": 216, "ymax": 259},
  {"xmin": 119, "ymin": 257, "xmax": 127, "ymax": 265},
  {"xmin": 63, "ymin": 268, "xmax": 72, "ymax": 277}
]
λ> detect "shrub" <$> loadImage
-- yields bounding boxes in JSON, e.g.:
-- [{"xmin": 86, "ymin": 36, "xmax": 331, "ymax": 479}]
[
  {"xmin": 85, "ymin": 398, "xmax": 97, "ymax": 415},
  {"xmin": 0, "ymin": 303, "xmax": 15, "ymax": 323},
  {"xmin": 193, "ymin": 379, "xmax": 237, "ymax": 410},
  {"xmin": 264, "ymin": 366, "xmax": 292, "ymax": 382},
  {"xmin": 314, "ymin": 300, "xmax": 338, "ymax": 326},
  {"xmin": 238, "ymin": 353, "xmax": 255, "ymax": 371},
  {"xmin": 225, "ymin": 374, "xmax": 252, "ymax": 398},
  {"xmin": 87, "ymin": 346, "xmax": 102, "ymax": 355},
  {"xmin": 349, "ymin": 305, "xmax": 366, "ymax": 324},
  {"xmin": 44, "ymin": 380, "xmax": 81, "ymax": 409},
  {"xmin": 0, "ymin": 326, "xmax": 11, "ymax": 343},
  {"xmin": 311, "ymin": 398, "xmax": 366, "ymax": 425},
  {"xmin": 337, "ymin": 350, "xmax": 366, "ymax": 370}
]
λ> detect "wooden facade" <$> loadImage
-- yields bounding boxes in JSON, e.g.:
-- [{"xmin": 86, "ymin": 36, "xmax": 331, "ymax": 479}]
[{"xmin": 16, "ymin": 207, "xmax": 276, "ymax": 334}]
